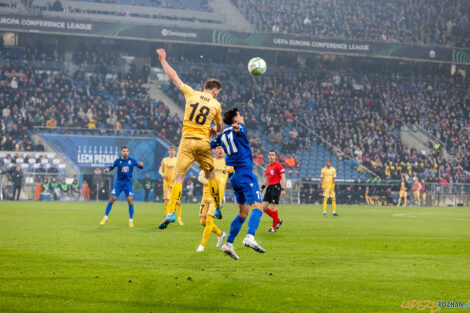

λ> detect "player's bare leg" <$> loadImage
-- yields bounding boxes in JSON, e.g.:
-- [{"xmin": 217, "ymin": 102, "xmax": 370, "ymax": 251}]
[{"xmin": 100, "ymin": 195, "xmax": 116, "ymax": 224}]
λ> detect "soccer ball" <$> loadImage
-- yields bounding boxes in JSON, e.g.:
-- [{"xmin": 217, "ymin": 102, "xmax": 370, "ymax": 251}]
[{"xmin": 248, "ymin": 57, "xmax": 267, "ymax": 76}]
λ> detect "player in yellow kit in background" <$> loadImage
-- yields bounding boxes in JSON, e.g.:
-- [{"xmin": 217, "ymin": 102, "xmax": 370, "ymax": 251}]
[
  {"xmin": 196, "ymin": 146, "xmax": 233, "ymax": 252},
  {"xmin": 156, "ymin": 48, "xmax": 224, "ymax": 230},
  {"xmin": 321, "ymin": 160, "xmax": 338, "ymax": 216},
  {"xmin": 158, "ymin": 146, "xmax": 183, "ymax": 225},
  {"xmin": 397, "ymin": 176, "xmax": 408, "ymax": 206}
]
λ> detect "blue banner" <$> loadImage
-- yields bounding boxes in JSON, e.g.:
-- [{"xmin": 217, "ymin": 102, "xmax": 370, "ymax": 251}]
[{"xmin": 41, "ymin": 134, "xmax": 197, "ymax": 201}]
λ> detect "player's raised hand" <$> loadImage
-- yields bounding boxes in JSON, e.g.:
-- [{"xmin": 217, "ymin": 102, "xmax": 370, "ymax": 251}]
[
  {"xmin": 103, "ymin": 168, "xmax": 110, "ymax": 173},
  {"xmin": 156, "ymin": 49, "xmax": 166, "ymax": 62},
  {"xmin": 139, "ymin": 161, "xmax": 144, "ymax": 168},
  {"xmin": 209, "ymin": 126, "xmax": 218, "ymax": 138}
]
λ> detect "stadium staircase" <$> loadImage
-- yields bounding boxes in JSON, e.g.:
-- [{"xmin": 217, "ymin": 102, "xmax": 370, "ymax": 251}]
[
  {"xmin": 400, "ymin": 124, "xmax": 450, "ymax": 160},
  {"xmin": 145, "ymin": 77, "xmax": 184, "ymax": 118},
  {"xmin": 32, "ymin": 133, "xmax": 81, "ymax": 178},
  {"xmin": 211, "ymin": 0, "xmax": 255, "ymax": 32}
]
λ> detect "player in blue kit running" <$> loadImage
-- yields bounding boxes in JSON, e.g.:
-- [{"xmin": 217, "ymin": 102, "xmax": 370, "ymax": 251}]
[
  {"xmin": 100, "ymin": 147, "xmax": 144, "ymax": 227},
  {"xmin": 211, "ymin": 108, "xmax": 265, "ymax": 260}
]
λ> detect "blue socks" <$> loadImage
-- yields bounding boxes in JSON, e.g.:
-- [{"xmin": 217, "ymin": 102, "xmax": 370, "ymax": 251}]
[
  {"xmin": 247, "ymin": 208, "xmax": 262, "ymax": 236},
  {"xmin": 105, "ymin": 202, "xmax": 113, "ymax": 217},
  {"xmin": 128, "ymin": 204, "xmax": 134, "ymax": 220},
  {"xmin": 227, "ymin": 215, "xmax": 246, "ymax": 244}
]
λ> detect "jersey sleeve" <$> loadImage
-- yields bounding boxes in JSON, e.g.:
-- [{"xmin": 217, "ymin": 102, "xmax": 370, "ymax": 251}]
[
  {"xmin": 210, "ymin": 135, "xmax": 222, "ymax": 149},
  {"xmin": 159, "ymin": 159, "xmax": 165, "ymax": 176},
  {"xmin": 179, "ymin": 83, "xmax": 194, "ymax": 98},
  {"xmin": 227, "ymin": 166, "xmax": 234, "ymax": 175},
  {"xmin": 278, "ymin": 163, "xmax": 286, "ymax": 174},
  {"xmin": 333, "ymin": 168, "xmax": 337, "ymax": 178},
  {"xmin": 198, "ymin": 170, "xmax": 209, "ymax": 185},
  {"xmin": 108, "ymin": 159, "xmax": 118, "ymax": 171},
  {"xmin": 133, "ymin": 158, "xmax": 143, "ymax": 169},
  {"xmin": 320, "ymin": 168, "xmax": 325, "ymax": 178}
]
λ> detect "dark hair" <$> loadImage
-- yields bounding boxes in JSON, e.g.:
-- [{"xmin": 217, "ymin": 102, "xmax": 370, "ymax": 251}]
[
  {"xmin": 204, "ymin": 78, "xmax": 222, "ymax": 90},
  {"xmin": 121, "ymin": 146, "xmax": 129, "ymax": 151},
  {"xmin": 268, "ymin": 150, "xmax": 277, "ymax": 155},
  {"xmin": 169, "ymin": 146, "xmax": 176, "ymax": 150},
  {"xmin": 223, "ymin": 108, "xmax": 239, "ymax": 125}
]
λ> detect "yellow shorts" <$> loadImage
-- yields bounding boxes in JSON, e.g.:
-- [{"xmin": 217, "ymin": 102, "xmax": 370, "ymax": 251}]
[
  {"xmin": 323, "ymin": 188, "xmax": 335, "ymax": 198},
  {"xmin": 199, "ymin": 196, "xmax": 215, "ymax": 218},
  {"xmin": 163, "ymin": 184, "xmax": 173, "ymax": 200},
  {"xmin": 399, "ymin": 190, "xmax": 407, "ymax": 198},
  {"xmin": 421, "ymin": 192, "xmax": 426, "ymax": 200},
  {"xmin": 175, "ymin": 137, "xmax": 214, "ymax": 175}
]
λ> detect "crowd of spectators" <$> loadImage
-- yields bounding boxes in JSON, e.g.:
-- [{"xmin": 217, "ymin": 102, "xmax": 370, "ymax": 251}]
[
  {"xmin": 1, "ymin": 45, "xmax": 468, "ymax": 185},
  {"xmin": 0, "ymin": 47, "xmax": 182, "ymax": 150},
  {"xmin": 161, "ymin": 57, "xmax": 469, "ymax": 183},
  {"xmin": 232, "ymin": 0, "xmax": 470, "ymax": 48}
]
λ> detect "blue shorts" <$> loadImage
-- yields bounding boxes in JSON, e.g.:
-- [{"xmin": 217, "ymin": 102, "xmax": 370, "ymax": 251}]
[
  {"xmin": 111, "ymin": 183, "xmax": 134, "ymax": 197},
  {"xmin": 230, "ymin": 170, "xmax": 261, "ymax": 205}
]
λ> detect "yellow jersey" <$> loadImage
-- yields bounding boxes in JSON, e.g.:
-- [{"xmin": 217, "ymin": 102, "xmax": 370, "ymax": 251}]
[
  {"xmin": 159, "ymin": 156, "xmax": 176, "ymax": 185},
  {"xmin": 199, "ymin": 158, "xmax": 234, "ymax": 200},
  {"xmin": 400, "ymin": 181, "xmax": 407, "ymax": 192},
  {"xmin": 321, "ymin": 166, "xmax": 336, "ymax": 189},
  {"xmin": 180, "ymin": 83, "xmax": 223, "ymax": 139}
]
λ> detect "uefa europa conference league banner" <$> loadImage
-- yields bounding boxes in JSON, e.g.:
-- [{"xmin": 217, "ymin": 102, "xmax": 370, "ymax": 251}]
[{"xmin": 1, "ymin": 14, "xmax": 469, "ymax": 64}]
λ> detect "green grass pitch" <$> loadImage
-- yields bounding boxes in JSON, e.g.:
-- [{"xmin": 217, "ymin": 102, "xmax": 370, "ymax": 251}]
[{"xmin": 0, "ymin": 201, "xmax": 469, "ymax": 313}]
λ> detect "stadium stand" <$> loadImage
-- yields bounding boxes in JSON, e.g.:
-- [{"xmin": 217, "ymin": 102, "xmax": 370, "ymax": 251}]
[
  {"xmin": 1, "ymin": 44, "xmax": 468, "ymax": 184},
  {"xmin": 160, "ymin": 57, "xmax": 469, "ymax": 182},
  {"xmin": 231, "ymin": 0, "xmax": 470, "ymax": 47}
]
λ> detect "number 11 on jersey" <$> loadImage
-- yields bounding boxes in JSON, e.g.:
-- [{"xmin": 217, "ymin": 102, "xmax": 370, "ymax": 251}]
[{"xmin": 221, "ymin": 132, "xmax": 237, "ymax": 155}]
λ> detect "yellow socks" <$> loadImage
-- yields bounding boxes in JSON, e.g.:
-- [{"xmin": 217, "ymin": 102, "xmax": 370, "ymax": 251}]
[
  {"xmin": 208, "ymin": 179, "xmax": 220, "ymax": 209},
  {"xmin": 323, "ymin": 197, "xmax": 328, "ymax": 213},
  {"xmin": 332, "ymin": 198, "xmax": 336, "ymax": 213},
  {"xmin": 397, "ymin": 198, "xmax": 401, "ymax": 206},
  {"xmin": 201, "ymin": 216, "xmax": 215, "ymax": 247},
  {"xmin": 164, "ymin": 201, "xmax": 169, "ymax": 216},
  {"xmin": 176, "ymin": 201, "xmax": 182, "ymax": 218},
  {"xmin": 212, "ymin": 223, "xmax": 222, "ymax": 236},
  {"xmin": 168, "ymin": 183, "xmax": 182, "ymax": 215}
]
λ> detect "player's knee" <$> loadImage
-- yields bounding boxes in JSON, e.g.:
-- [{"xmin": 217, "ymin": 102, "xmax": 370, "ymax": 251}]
[
  {"xmin": 127, "ymin": 198, "xmax": 133, "ymax": 205},
  {"xmin": 109, "ymin": 196, "xmax": 116, "ymax": 203},
  {"xmin": 200, "ymin": 218, "xmax": 206, "ymax": 226}
]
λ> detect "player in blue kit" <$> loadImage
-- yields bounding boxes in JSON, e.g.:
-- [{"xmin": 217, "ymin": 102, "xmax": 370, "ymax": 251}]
[
  {"xmin": 211, "ymin": 108, "xmax": 265, "ymax": 260},
  {"xmin": 100, "ymin": 147, "xmax": 144, "ymax": 227}
]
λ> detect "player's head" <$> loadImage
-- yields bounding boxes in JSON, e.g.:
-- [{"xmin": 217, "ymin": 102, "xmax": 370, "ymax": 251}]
[
  {"xmin": 168, "ymin": 146, "xmax": 176, "ymax": 157},
  {"xmin": 326, "ymin": 160, "xmax": 332, "ymax": 168},
  {"xmin": 214, "ymin": 145, "xmax": 225, "ymax": 159},
  {"xmin": 121, "ymin": 146, "xmax": 129, "ymax": 159},
  {"xmin": 223, "ymin": 107, "xmax": 242, "ymax": 125},
  {"xmin": 204, "ymin": 78, "xmax": 222, "ymax": 98},
  {"xmin": 268, "ymin": 150, "xmax": 277, "ymax": 163}
]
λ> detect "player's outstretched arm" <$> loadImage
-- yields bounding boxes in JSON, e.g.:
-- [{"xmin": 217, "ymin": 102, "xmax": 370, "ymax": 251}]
[
  {"xmin": 104, "ymin": 159, "xmax": 118, "ymax": 173},
  {"xmin": 156, "ymin": 49, "xmax": 183, "ymax": 88}
]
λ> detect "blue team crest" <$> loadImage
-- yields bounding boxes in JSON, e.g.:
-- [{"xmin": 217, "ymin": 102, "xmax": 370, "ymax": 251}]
[{"xmin": 122, "ymin": 166, "xmax": 129, "ymax": 173}]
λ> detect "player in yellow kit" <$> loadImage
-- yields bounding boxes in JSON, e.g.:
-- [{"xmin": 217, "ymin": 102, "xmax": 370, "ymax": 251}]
[
  {"xmin": 397, "ymin": 176, "xmax": 408, "ymax": 206},
  {"xmin": 156, "ymin": 48, "xmax": 224, "ymax": 230},
  {"xmin": 159, "ymin": 146, "xmax": 183, "ymax": 225},
  {"xmin": 196, "ymin": 146, "xmax": 233, "ymax": 252},
  {"xmin": 321, "ymin": 160, "xmax": 338, "ymax": 216}
]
